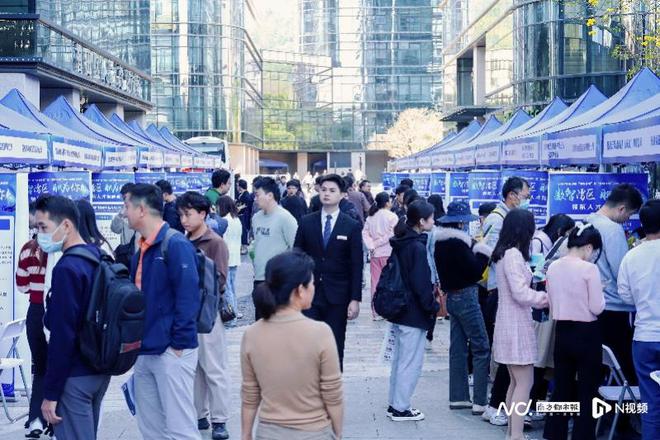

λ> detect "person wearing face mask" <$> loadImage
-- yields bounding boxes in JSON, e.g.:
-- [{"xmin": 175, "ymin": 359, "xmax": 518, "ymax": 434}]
[
  {"xmin": 431, "ymin": 201, "xmax": 492, "ymax": 415},
  {"xmin": 585, "ymin": 183, "xmax": 644, "ymax": 385},
  {"xmin": 34, "ymin": 195, "xmax": 111, "ymax": 440},
  {"xmin": 386, "ymin": 200, "xmax": 440, "ymax": 422},
  {"xmin": 543, "ymin": 224, "xmax": 605, "ymax": 440},
  {"xmin": 15, "ymin": 202, "xmax": 50, "ymax": 438}
]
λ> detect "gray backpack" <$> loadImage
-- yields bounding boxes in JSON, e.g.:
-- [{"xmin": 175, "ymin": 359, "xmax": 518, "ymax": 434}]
[{"xmin": 161, "ymin": 229, "xmax": 218, "ymax": 334}]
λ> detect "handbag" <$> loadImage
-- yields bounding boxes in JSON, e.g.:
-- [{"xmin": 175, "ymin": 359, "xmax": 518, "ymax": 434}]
[
  {"xmin": 219, "ymin": 290, "xmax": 236, "ymax": 322},
  {"xmin": 434, "ymin": 283, "xmax": 448, "ymax": 318}
]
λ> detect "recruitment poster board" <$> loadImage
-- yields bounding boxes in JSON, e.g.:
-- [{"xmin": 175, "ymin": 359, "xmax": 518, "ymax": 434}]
[
  {"xmin": 381, "ymin": 172, "xmax": 395, "ymax": 192},
  {"xmin": 410, "ymin": 173, "xmax": 431, "ymax": 197},
  {"xmin": 0, "ymin": 174, "xmax": 16, "ymax": 383},
  {"xmin": 134, "ymin": 172, "xmax": 167, "ymax": 185},
  {"xmin": 430, "ymin": 172, "xmax": 447, "ymax": 198},
  {"xmin": 548, "ymin": 172, "xmax": 649, "ymax": 231},
  {"xmin": 91, "ymin": 173, "xmax": 134, "ymax": 250},
  {"xmin": 467, "ymin": 171, "xmax": 501, "ymax": 213},
  {"xmin": 447, "ymin": 172, "xmax": 469, "ymax": 203},
  {"xmin": 501, "ymin": 170, "xmax": 549, "ymax": 225},
  {"xmin": 28, "ymin": 171, "xmax": 91, "ymax": 202}
]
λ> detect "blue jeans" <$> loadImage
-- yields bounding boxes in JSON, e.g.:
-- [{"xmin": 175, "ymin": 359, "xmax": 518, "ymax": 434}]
[
  {"xmin": 224, "ymin": 266, "xmax": 238, "ymax": 316},
  {"xmin": 633, "ymin": 340, "xmax": 660, "ymax": 440},
  {"xmin": 388, "ymin": 324, "xmax": 427, "ymax": 412},
  {"xmin": 446, "ymin": 286, "xmax": 490, "ymax": 406}
]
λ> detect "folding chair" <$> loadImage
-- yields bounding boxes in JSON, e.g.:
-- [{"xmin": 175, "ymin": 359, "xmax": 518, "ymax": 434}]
[
  {"xmin": 0, "ymin": 318, "xmax": 30, "ymax": 423},
  {"xmin": 595, "ymin": 344, "xmax": 641, "ymax": 440}
]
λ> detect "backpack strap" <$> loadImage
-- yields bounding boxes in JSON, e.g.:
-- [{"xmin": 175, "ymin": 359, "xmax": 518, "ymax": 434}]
[
  {"xmin": 533, "ymin": 236, "xmax": 547, "ymax": 254},
  {"xmin": 159, "ymin": 228, "xmax": 179, "ymax": 264},
  {"xmin": 64, "ymin": 247, "xmax": 101, "ymax": 266}
]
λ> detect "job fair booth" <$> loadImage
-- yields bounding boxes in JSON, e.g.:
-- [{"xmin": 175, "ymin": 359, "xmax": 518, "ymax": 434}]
[
  {"xmin": 386, "ymin": 68, "xmax": 660, "ymax": 232},
  {"xmin": 0, "ymin": 89, "xmax": 223, "ymax": 396}
]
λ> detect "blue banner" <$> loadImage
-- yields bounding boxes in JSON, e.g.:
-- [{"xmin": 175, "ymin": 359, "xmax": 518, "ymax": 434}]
[
  {"xmin": 184, "ymin": 173, "xmax": 207, "ymax": 193},
  {"xmin": 430, "ymin": 172, "xmax": 447, "ymax": 197},
  {"xmin": 382, "ymin": 173, "xmax": 395, "ymax": 192},
  {"xmin": 501, "ymin": 170, "xmax": 549, "ymax": 225},
  {"xmin": 410, "ymin": 173, "xmax": 431, "ymax": 197},
  {"xmin": 28, "ymin": 172, "xmax": 91, "ymax": 202},
  {"xmin": 448, "ymin": 172, "xmax": 469, "ymax": 201},
  {"xmin": 135, "ymin": 172, "xmax": 167, "ymax": 185},
  {"xmin": 393, "ymin": 173, "xmax": 409, "ymax": 186},
  {"xmin": 0, "ymin": 174, "xmax": 17, "ymax": 215},
  {"xmin": 468, "ymin": 171, "xmax": 501, "ymax": 211},
  {"xmin": 92, "ymin": 173, "xmax": 134, "ymax": 203},
  {"xmin": 166, "ymin": 172, "xmax": 194, "ymax": 194},
  {"xmin": 548, "ymin": 172, "xmax": 649, "ymax": 230}
]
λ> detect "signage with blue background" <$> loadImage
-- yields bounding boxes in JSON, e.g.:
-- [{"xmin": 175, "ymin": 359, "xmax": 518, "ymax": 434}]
[
  {"xmin": 430, "ymin": 172, "xmax": 447, "ymax": 196},
  {"xmin": 448, "ymin": 172, "xmax": 469, "ymax": 202},
  {"xmin": 411, "ymin": 173, "xmax": 431, "ymax": 197},
  {"xmin": 28, "ymin": 172, "xmax": 91, "ymax": 202},
  {"xmin": 467, "ymin": 171, "xmax": 501, "ymax": 211},
  {"xmin": 135, "ymin": 172, "xmax": 167, "ymax": 185},
  {"xmin": 382, "ymin": 173, "xmax": 395, "ymax": 192},
  {"xmin": 501, "ymin": 170, "xmax": 549, "ymax": 225},
  {"xmin": 0, "ymin": 174, "xmax": 17, "ymax": 383},
  {"xmin": 167, "ymin": 172, "xmax": 193, "ymax": 194},
  {"xmin": 92, "ymin": 173, "xmax": 134, "ymax": 204}
]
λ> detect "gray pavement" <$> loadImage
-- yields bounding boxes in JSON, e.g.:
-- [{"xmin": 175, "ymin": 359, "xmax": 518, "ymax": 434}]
[{"xmin": 1, "ymin": 258, "xmax": 545, "ymax": 440}]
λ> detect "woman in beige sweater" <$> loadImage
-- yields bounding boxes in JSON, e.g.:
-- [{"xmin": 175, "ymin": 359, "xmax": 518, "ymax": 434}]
[{"xmin": 241, "ymin": 250, "xmax": 343, "ymax": 440}]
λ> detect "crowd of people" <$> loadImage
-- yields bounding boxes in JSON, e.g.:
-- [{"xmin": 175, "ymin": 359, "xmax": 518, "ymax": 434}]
[{"xmin": 10, "ymin": 168, "xmax": 659, "ymax": 440}]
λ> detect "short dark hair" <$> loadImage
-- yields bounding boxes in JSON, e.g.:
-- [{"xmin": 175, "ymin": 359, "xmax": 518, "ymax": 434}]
[
  {"xmin": 492, "ymin": 209, "xmax": 536, "ymax": 263},
  {"xmin": 478, "ymin": 202, "xmax": 497, "ymax": 217},
  {"xmin": 501, "ymin": 176, "xmax": 530, "ymax": 200},
  {"xmin": 176, "ymin": 191, "xmax": 211, "ymax": 217},
  {"xmin": 217, "ymin": 195, "xmax": 238, "ymax": 218},
  {"xmin": 211, "ymin": 169, "xmax": 231, "ymax": 188},
  {"xmin": 400, "ymin": 178, "xmax": 414, "ymax": 188},
  {"xmin": 238, "ymin": 179, "xmax": 248, "ymax": 190},
  {"xmin": 395, "ymin": 184, "xmax": 410, "ymax": 195},
  {"xmin": 154, "ymin": 179, "xmax": 173, "ymax": 196},
  {"xmin": 128, "ymin": 184, "xmax": 163, "ymax": 215},
  {"xmin": 320, "ymin": 174, "xmax": 346, "ymax": 192},
  {"xmin": 35, "ymin": 194, "xmax": 79, "ymax": 227},
  {"xmin": 639, "ymin": 199, "xmax": 660, "ymax": 235},
  {"xmin": 254, "ymin": 176, "xmax": 281, "ymax": 202},
  {"xmin": 605, "ymin": 183, "xmax": 644, "ymax": 212},
  {"xmin": 359, "ymin": 180, "xmax": 370, "ymax": 189},
  {"xmin": 286, "ymin": 179, "xmax": 301, "ymax": 190},
  {"xmin": 403, "ymin": 189, "xmax": 421, "ymax": 207},
  {"xmin": 315, "ymin": 176, "xmax": 322, "ymax": 185},
  {"xmin": 542, "ymin": 214, "xmax": 576, "ymax": 243},
  {"xmin": 343, "ymin": 176, "xmax": 355, "ymax": 188},
  {"xmin": 120, "ymin": 182, "xmax": 135, "ymax": 197},
  {"xmin": 567, "ymin": 223, "xmax": 603, "ymax": 250}
]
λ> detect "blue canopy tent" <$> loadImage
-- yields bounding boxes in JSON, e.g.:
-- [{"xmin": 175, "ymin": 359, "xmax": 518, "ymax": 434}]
[
  {"xmin": 0, "ymin": 104, "xmax": 51, "ymax": 165},
  {"xmin": 107, "ymin": 113, "xmax": 166, "ymax": 168},
  {"xmin": 43, "ymin": 96, "xmax": 139, "ymax": 169},
  {"xmin": 158, "ymin": 127, "xmax": 215, "ymax": 169},
  {"xmin": 542, "ymin": 67, "xmax": 660, "ymax": 166},
  {"xmin": 429, "ymin": 120, "xmax": 482, "ymax": 169},
  {"xmin": 407, "ymin": 130, "xmax": 458, "ymax": 169},
  {"xmin": 472, "ymin": 109, "xmax": 532, "ymax": 167},
  {"xmin": 502, "ymin": 86, "xmax": 608, "ymax": 167},
  {"xmin": 448, "ymin": 115, "xmax": 502, "ymax": 169},
  {"xmin": 127, "ymin": 122, "xmax": 181, "ymax": 168},
  {"xmin": 147, "ymin": 124, "xmax": 200, "ymax": 167},
  {"xmin": 1, "ymin": 89, "xmax": 104, "ymax": 168}
]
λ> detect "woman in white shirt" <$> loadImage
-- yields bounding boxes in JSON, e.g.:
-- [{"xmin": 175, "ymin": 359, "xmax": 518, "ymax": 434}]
[{"xmin": 217, "ymin": 195, "xmax": 243, "ymax": 323}]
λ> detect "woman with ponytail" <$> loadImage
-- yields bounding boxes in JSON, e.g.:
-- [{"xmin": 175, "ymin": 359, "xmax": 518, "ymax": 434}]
[
  {"xmin": 362, "ymin": 192, "xmax": 399, "ymax": 320},
  {"xmin": 241, "ymin": 250, "xmax": 343, "ymax": 440}
]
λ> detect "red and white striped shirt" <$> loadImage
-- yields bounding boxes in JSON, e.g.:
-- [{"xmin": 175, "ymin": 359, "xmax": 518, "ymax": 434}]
[{"xmin": 15, "ymin": 240, "xmax": 48, "ymax": 304}]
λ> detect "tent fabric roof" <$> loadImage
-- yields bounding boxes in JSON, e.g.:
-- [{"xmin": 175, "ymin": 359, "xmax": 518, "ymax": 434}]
[
  {"xmin": 126, "ymin": 119, "xmax": 176, "ymax": 151},
  {"xmin": 145, "ymin": 124, "xmax": 195, "ymax": 155},
  {"xmin": 447, "ymin": 115, "xmax": 502, "ymax": 153},
  {"xmin": 0, "ymin": 103, "xmax": 51, "ymax": 133},
  {"xmin": 472, "ymin": 109, "xmax": 532, "ymax": 148},
  {"xmin": 496, "ymin": 97, "xmax": 568, "ymax": 144},
  {"xmin": 571, "ymin": 92, "xmax": 660, "ymax": 130},
  {"xmin": 160, "ymin": 127, "xmax": 199, "ymax": 155},
  {"xmin": 83, "ymin": 105, "xmax": 152, "ymax": 148}
]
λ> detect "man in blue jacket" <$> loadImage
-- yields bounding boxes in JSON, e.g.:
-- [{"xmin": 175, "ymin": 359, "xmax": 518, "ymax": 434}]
[{"xmin": 124, "ymin": 183, "xmax": 201, "ymax": 440}]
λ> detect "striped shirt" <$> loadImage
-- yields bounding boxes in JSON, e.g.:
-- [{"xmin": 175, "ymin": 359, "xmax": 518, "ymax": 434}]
[{"xmin": 15, "ymin": 240, "xmax": 48, "ymax": 304}]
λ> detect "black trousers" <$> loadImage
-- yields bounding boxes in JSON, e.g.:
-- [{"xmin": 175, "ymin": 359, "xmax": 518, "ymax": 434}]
[
  {"xmin": 483, "ymin": 289, "xmax": 511, "ymax": 408},
  {"xmin": 252, "ymin": 280, "xmax": 265, "ymax": 321},
  {"xmin": 598, "ymin": 310, "xmax": 636, "ymax": 385},
  {"xmin": 303, "ymin": 302, "xmax": 348, "ymax": 371},
  {"xmin": 26, "ymin": 303, "xmax": 48, "ymax": 425},
  {"xmin": 544, "ymin": 320, "xmax": 602, "ymax": 440}
]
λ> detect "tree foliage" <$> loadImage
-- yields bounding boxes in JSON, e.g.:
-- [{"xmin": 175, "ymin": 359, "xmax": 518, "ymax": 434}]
[{"xmin": 367, "ymin": 108, "xmax": 444, "ymax": 158}]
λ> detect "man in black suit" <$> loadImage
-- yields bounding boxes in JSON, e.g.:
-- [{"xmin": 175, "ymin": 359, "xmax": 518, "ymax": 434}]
[{"xmin": 294, "ymin": 174, "xmax": 363, "ymax": 369}]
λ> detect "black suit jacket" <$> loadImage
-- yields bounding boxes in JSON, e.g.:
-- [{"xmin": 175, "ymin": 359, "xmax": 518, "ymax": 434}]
[{"xmin": 294, "ymin": 211, "xmax": 363, "ymax": 306}]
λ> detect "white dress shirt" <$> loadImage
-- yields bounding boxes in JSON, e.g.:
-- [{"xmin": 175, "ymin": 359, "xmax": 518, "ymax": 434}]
[{"xmin": 320, "ymin": 207, "xmax": 340, "ymax": 235}]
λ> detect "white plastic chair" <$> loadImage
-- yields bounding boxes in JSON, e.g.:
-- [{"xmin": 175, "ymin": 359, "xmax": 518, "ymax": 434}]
[
  {"xmin": 595, "ymin": 344, "xmax": 641, "ymax": 440},
  {"xmin": 0, "ymin": 318, "xmax": 30, "ymax": 423}
]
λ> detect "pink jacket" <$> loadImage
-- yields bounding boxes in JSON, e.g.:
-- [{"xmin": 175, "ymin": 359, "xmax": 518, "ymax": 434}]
[
  {"xmin": 493, "ymin": 248, "xmax": 549, "ymax": 365},
  {"xmin": 362, "ymin": 209, "xmax": 398, "ymax": 258}
]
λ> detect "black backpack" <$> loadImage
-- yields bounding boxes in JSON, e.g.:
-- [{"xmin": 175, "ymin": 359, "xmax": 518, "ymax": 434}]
[
  {"xmin": 374, "ymin": 251, "xmax": 409, "ymax": 320},
  {"xmin": 66, "ymin": 247, "xmax": 145, "ymax": 376},
  {"xmin": 160, "ymin": 229, "xmax": 220, "ymax": 334},
  {"xmin": 114, "ymin": 233, "xmax": 136, "ymax": 269}
]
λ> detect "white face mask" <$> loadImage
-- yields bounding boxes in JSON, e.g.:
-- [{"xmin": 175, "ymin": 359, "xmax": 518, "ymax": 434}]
[{"xmin": 37, "ymin": 222, "xmax": 67, "ymax": 254}]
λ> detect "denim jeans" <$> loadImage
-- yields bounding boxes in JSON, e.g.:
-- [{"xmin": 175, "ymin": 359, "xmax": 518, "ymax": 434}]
[
  {"xmin": 224, "ymin": 266, "xmax": 238, "ymax": 317},
  {"xmin": 388, "ymin": 324, "xmax": 427, "ymax": 412},
  {"xmin": 446, "ymin": 286, "xmax": 490, "ymax": 406},
  {"xmin": 633, "ymin": 340, "xmax": 660, "ymax": 440}
]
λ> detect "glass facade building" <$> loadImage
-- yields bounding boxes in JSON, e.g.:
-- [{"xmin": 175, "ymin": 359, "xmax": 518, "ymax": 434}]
[{"xmin": 148, "ymin": 0, "xmax": 263, "ymax": 146}]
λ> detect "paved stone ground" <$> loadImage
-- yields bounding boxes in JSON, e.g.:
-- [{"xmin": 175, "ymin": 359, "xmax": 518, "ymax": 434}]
[{"xmin": 1, "ymin": 256, "xmax": 605, "ymax": 440}]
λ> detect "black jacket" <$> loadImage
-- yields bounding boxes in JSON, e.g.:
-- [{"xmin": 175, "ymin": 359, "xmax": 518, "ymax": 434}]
[
  {"xmin": 309, "ymin": 195, "xmax": 321, "ymax": 213},
  {"xmin": 163, "ymin": 200, "xmax": 184, "ymax": 233},
  {"xmin": 294, "ymin": 211, "xmax": 363, "ymax": 305},
  {"xmin": 339, "ymin": 198, "xmax": 362, "ymax": 226},
  {"xmin": 389, "ymin": 226, "xmax": 439, "ymax": 331},
  {"xmin": 432, "ymin": 227, "xmax": 492, "ymax": 292},
  {"xmin": 281, "ymin": 195, "xmax": 308, "ymax": 224}
]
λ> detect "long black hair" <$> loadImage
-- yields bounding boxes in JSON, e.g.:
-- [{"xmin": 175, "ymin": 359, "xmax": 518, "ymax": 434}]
[
  {"xmin": 542, "ymin": 213, "xmax": 575, "ymax": 243},
  {"xmin": 567, "ymin": 223, "xmax": 603, "ymax": 250},
  {"xmin": 427, "ymin": 194, "xmax": 445, "ymax": 224},
  {"xmin": 216, "ymin": 195, "xmax": 238, "ymax": 218},
  {"xmin": 394, "ymin": 200, "xmax": 435, "ymax": 237},
  {"xmin": 492, "ymin": 209, "xmax": 536, "ymax": 263},
  {"xmin": 368, "ymin": 191, "xmax": 390, "ymax": 217},
  {"xmin": 75, "ymin": 199, "xmax": 112, "ymax": 252},
  {"xmin": 253, "ymin": 250, "xmax": 315, "ymax": 320}
]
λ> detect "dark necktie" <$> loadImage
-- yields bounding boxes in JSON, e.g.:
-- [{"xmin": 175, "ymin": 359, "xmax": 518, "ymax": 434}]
[{"xmin": 323, "ymin": 214, "xmax": 332, "ymax": 248}]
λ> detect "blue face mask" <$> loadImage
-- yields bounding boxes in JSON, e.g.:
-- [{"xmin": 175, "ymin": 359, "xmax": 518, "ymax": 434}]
[
  {"xmin": 519, "ymin": 198, "xmax": 531, "ymax": 211},
  {"xmin": 37, "ymin": 223, "xmax": 66, "ymax": 254}
]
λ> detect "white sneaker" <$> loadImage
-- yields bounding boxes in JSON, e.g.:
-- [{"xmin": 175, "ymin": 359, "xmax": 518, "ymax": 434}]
[
  {"xmin": 25, "ymin": 419, "xmax": 44, "ymax": 439},
  {"xmin": 481, "ymin": 405, "xmax": 497, "ymax": 421},
  {"xmin": 389, "ymin": 407, "xmax": 425, "ymax": 421},
  {"xmin": 472, "ymin": 404, "xmax": 487, "ymax": 415},
  {"xmin": 489, "ymin": 412, "xmax": 508, "ymax": 426},
  {"xmin": 468, "ymin": 374, "xmax": 474, "ymax": 386}
]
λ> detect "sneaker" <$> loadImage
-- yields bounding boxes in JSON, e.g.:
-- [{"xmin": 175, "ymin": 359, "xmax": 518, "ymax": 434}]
[
  {"xmin": 386, "ymin": 405, "xmax": 395, "ymax": 415},
  {"xmin": 198, "ymin": 417, "xmax": 210, "ymax": 430},
  {"xmin": 472, "ymin": 404, "xmax": 487, "ymax": 415},
  {"xmin": 25, "ymin": 419, "xmax": 44, "ymax": 438},
  {"xmin": 389, "ymin": 408, "xmax": 425, "ymax": 422},
  {"xmin": 468, "ymin": 374, "xmax": 474, "ymax": 387},
  {"xmin": 211, "ymin": 423, "xmax": 229, "ymax": 440},
  {"xmin": 481, "ymin": 405, "xmax": 497, "ymax": 421},
  {"xmin": 526, "ymin": 411, "xmax": 545, "ymax": 422},
  {"xmin": 425, "ymin": 340, "xmax": 433, "ymax": 351},
  {"xmin": 237, "ymin": 312, "xmax": 244, "ymax": 319},
  {"xmin": 489, "ymin": 412, "xmax": 508, "ymax": 426},
  {"xmin": 449, "ymin": 401, "xmax": 473, "ymax": 410}
]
